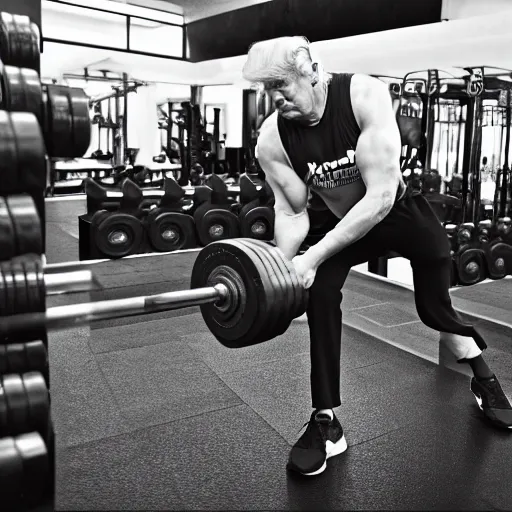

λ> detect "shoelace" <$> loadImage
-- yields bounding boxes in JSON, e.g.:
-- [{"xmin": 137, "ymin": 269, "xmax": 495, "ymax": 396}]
[
  {"xmin": 482, "ymin": 379, "xmax": 511, "ymax": 409},
  {"xmin": 296, "ymin": 416, "xmax": 329, "ymax": 449}
]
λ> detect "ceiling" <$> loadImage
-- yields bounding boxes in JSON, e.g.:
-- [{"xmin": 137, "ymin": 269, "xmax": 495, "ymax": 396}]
[{"xmin": 159, "ymin": 0, "xmax": 271, "ymax": 22}]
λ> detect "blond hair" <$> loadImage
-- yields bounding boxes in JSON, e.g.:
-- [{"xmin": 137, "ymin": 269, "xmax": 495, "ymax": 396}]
[{"xmin": 243, "ymin": 36, "xmax": 320, "ymax": 84}]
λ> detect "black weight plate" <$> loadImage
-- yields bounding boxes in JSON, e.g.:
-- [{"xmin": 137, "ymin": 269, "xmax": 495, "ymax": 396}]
[
  {"xmin": 148, "ymin": 211, "xmax": 194, "ymax": 252},
  {"xmin": 240, "ymin": 205, "xmax": 274, "ymax": 240},
  {"xmin": 44, "ymin": 84, "xmax": 73, "ymax": 158},
  {"xmin": 0, "ymin": 437, "xmax": 24, "ymax": 506},
  {"xmin": 0, "ymin": 13, "xmax": 18, "ymax": 66},
  {"xmin": 4, "ymin": 344, "xmax": 27, "ymax": 374},
  {"xmin": 485, "ymin": 242, "xmax": 511, "ymax": 279},
  {"xmin": 33, "ymin": 256, "xmax": 46, "ymax": 314},
  {"xmin": 191, "ymin": 240, "xmax": 269, "ymax": 348},
  {"xmin": 2, "ymin": 65, "xmax": 25, "ymax": 111},
  {"xmin": 236, "ymin": 239, "xmax": 283, "ymax": 341},
  {"xmin": 24, "ymin": 341, "xmax": 48, "ymax": 376},
  {"xmin": 0, "ymin": 382, "xmax": 8, "ymax": 433},
  {"xmin": 198, "ymin": 209, "xmax": 240, "ymax": 246},
  {"xmin": 21, "ymin": 256, "xmax": 39, "ymax": 313},
  {"xmin": 22, "ymin": 372, "xmax": 49, "ymax": 436},
  {"xmin": 15, "ymin": 432, "xmax": 49, "ymax": 505},
  {"xmin": 29, "ymin": 22, "xmax": 41, "ymax": 71},
  {"xmin": 0, "ymin": 197, "xmax": 15, "ymax": 262},
  {"xmin": 457, "ymin": 248, "xmax": 485, "ymax": 286},
  {"xmin": 242, "ymin": 239, "xmax": 295, "ymax": 337},
  {"xmin": 67, "ymin": 86, "xmax": 92, "ymax": 157},
  {"xmin": 12, "ymin": 15, "xmax": 34, "ymax": 70},
  {"xmin": 273, "ymin": 244, "xmax": 308, "ymax": 320},
  {"xmin": 0, "ymin": 266, "xmax": 8, "ymax": 316},
  {"xmin": 94, "ymin": 213, "xmax": 144, "ymax": 258},
  {"xmin": 2, "ymin": 374, "xmax": 29, "ymax": 436},
  {"xmin": 10, "ymin": 112, "xmax": 47, "ymax": 192},
  {"xmin": 21, "ymin": 68, "xmax": 43, "ymax": 123},
  {"xmin": 11, "ymin": 260, "xmax": 29, "ymax": 314},
  {"xmin": 0, "ymin": 345, "xmax": 7, "ymax": 373},
  {"xmin": 6, "ymin": 195, "xmax": 42, "ymax": 256},
  {"xmin": 1, "ymin": 263, "xmax": 16, "ymax": 316},
  {"xmin": 0, "ymin": 111, "xmax": 20, "ymax": 194}
]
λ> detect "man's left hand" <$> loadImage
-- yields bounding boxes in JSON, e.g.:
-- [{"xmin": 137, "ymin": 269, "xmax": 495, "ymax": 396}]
[{"xmin": 291, "ymin": 253, "xmax": 317, "ymax": 289}]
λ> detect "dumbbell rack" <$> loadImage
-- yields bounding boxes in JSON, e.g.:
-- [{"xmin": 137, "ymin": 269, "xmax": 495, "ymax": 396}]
[{"xmin": 0, "ymin": 11, "xmax": 93, "ymax": 510}]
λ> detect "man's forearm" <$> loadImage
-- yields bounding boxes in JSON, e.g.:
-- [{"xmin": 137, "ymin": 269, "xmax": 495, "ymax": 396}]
[
  {"xmin": 274, "ymin": 210, "xmax": 310, "ymax": 261},
  {"xmin": 305, "ymin": 197, "xmax": 390, "ymax": 268}
]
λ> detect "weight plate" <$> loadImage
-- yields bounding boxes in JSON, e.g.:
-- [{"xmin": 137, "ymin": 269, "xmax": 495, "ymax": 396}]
[
  {"xmin": 0, "ymin": 437, "xmax": 24, "ymax": 506},
  {"xmin": 29, "ymin": 22, "xmax": 41, "ymax": 70},
  {"xmin": 240, "ymin": 204, "xmax": 274, "ymax": 240},
  {"xmin": 457, "ymin": 248, "xmax": 486, "ymax": 286},
  {"xmin": 0, "ymin": 197, "xmax": 15, "ymax": 262},
  {"xmin": 273, "ymin": 245, "xmax": 308, "ymax": 319},
  {"xmin": 21, "ymin": 68, "xmax": 43, "ymax": 123},
  {"xmin": 0, "ymin": 13, "xmax": 17, "ymax": 66},
  {"xmin": 11, "ymin": 260, "xmax": 29, "ymax": 314},
  {"xmin": 235, "ymin": 239, "xmax": 280, "ymax": 343},
  {"xmin": 4, "ymin": 344, "xmax": 27, "ymax": 374},
  {"xmin": 44, "ymin": 84, "xmax": 74, "ymax": 157},
  {"xmin": 0, "ymin": 266, "xmax": 8, "ymax": 316},
  {"xmin": 10, "ymin": 112, "xmax": 47, "ymax": 192},
  {"xmin": 33, "ymin": 256, "xmax": 46, "ymax": 313},
  {"xmin": 15, "ymin": 432, "xmax": 49, "ymax": 506},
  {"xmin": 148, "ymin": 211, "xmax": 194, "ymax": 252},
  {"xmin": 2, "ymin": 374, "xmax": 29, "ymax": 436},
  {"xmin": 191, "ymin": 240, "xmax": 270, "ymax": 348},
  {"xmin": 6, "ymin": 194, "xmax": 42, "ymax": 256},
  {"xmin": 22, "ymin": 372, "xmax": 49, "ymax": 436},
  {"xmin": 2, "ymin": 65, "xmax": 25, "ymax": 111},
  {"xmin": 0, "ymin": 345, "xmax": 7, "ymax": 374},
  {"xmin": 196, "ymin": 208, "xmax": 240, "ymax": 246},
  {"xmin": 67, "ymin": 86, "xmax": 92, "ymax": 157},
  {"xmin": 12, "ymin": 15, "xmax": 34, "ymax": 70},
  {"xmin": 1, "ymin": 263, "xmax": 16, "ymax": 316},
  {"xmin": 242, "ymin": 239, "xmax": 296, "ymax": 336},
  {"xmin": 24, "ymin": 341, "xmax": 48, "ymax": 376},
  {"xmin": 485, "ymin": 242, "xmax": 512, "ymax": 279},
  {"xmin": 94, "ymin": 212, "xmax": 144, "ymax": 258},
  {"xmin": 0, "ymin": 111, "xmax": 20, "ymax": 194},
  {"xmin": 21, "ymin": 256, "xmax": 39, "ymax": 313}
]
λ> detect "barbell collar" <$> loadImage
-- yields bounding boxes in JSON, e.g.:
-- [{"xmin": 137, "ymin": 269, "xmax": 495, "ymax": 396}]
[
  {"xmin": 0, "ymin": 284, "xmax": 229, "ymax": 338},
  {"xmin": 44, "ymin": 270, "xmax": 95, "ymax": 295}
]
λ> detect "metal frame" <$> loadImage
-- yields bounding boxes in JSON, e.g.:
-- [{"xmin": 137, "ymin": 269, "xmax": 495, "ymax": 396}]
[{"xmin": 43, "ymin": 0, "xmax": 187, "ymax": 62}]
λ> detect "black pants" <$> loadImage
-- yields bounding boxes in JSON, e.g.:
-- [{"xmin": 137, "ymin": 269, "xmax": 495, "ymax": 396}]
[{"xmin": 307, "ymin": 191, "xmax": 487, "ymax": 409}]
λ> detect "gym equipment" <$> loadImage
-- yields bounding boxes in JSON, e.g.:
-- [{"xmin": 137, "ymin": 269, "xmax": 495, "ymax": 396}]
[
  {"xmin": 0, "ymin": 432, "xmax": 50, "ymax": 510},
  {"xmin": 453, "ymin": 222, "xmax": 487, "ymax": 285},
  {"xmin": 146, "ymin": 178, "xmax": 197, "ymax": 252},
  {"xmin": 0, "ymin": 341, "xmax": 48, "ymax": 384},
  {"xmin": 0, "ymin": 13, "xmax": 40, "ymax": 71},
  {"xmin": 0, "ymin": 372, "xmax": 50, "ymax": 440},
  {"xmin": 444, "ymin": 223, "xmax": 460, "ymax": 286},
  {"xmin": 238, "ymin": 179, "xmax": 275, "ymax": 240},
  {"xmin": 194, "ymin": 175, "xmax": 240, "ymax": 246},
  {"xmin": 0, "ymin": 239, "xmax": 308, "ymax": 349},
  {"xmin": 0, "ymin": 254, "xmax": 94, "ymax": 318}
]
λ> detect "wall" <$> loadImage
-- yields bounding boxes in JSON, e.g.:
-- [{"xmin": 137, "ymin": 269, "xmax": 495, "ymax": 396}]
[
  {"xmin": 186, "ymin": 0, "xmax": 443, "ymax": 61},
  {"xmin": 184, "ymin": 0, "xmax": 272, "ymax": 23},
  {"xmin": 441, "ymin": 0, "xmax": 512, "ymax": 20}
]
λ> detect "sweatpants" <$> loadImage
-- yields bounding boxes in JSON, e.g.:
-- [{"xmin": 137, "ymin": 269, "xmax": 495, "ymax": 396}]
[{"xmin": 306, "ymin": 190, "xmax": 487, "ymax": 409}]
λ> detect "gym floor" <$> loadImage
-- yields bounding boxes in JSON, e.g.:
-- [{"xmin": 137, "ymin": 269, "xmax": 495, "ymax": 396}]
[{"xmin": 46, "ymin": 197, "xmax": 512, "ymax": 511}]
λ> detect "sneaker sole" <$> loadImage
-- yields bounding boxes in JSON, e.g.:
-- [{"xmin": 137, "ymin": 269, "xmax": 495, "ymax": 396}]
[
  {"xmin": 471, "ymin": 389, "xmax": 512, "ymax": 430},
  {"xmin": 301, "ymin": 435, "xmax": 348, "ymax": 477}
]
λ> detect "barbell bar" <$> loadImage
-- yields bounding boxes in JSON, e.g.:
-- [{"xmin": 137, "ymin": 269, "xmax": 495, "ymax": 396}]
[{"xmin": 0, "ymin": 239, "xmax": 308, "ymax": 348}]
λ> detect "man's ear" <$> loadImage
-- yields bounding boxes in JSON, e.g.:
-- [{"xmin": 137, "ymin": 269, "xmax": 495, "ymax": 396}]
[{"xmin": 311, "ymin": 62, "xmax": 319, "ymax": 87}]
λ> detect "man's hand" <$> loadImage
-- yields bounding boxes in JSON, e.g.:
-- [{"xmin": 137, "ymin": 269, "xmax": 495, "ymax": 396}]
[{"xmin": 291, "ymin": 253, "xmax": 317, "ymax": 289}]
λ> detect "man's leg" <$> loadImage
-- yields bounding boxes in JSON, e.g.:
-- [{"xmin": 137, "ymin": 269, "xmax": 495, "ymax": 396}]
[
  {"xmin": 379, "ymin": 193, "xmax": 512, "ymax": 429},
  {"xmin": 287, "ymin": 233, "xmax": 386, "ymax": 476}
]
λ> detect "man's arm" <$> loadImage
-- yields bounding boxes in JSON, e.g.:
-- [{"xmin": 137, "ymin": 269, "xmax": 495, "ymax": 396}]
[
  {"xmin": 257, "ymin": 115, "xmax": 310, "ymax": 260},
  {"xmin": 305, "ymin": 75, "xmax": 402, "ymax": 268}
]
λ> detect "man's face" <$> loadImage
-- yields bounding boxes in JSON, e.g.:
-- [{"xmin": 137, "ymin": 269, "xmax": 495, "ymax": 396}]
[{"xmin": 264, "ymin": 74, "xmax": 315, "ymax": 121}]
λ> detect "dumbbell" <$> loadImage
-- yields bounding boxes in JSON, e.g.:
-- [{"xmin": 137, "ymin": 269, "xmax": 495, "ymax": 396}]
[
  {"xmin": 238, "ymin": 179, "xmax": 275, "ymax": 241},
  {"xmin": 146, "ymin": 177, "xmax": 197, "ymax": 252},
  {"xmin": 480, "ymin": 218, "xmax": 512, "ymax": 279},
  {"xmin": 89, "ymin": 179, "xmax": 148, "ymax": 259},
  {"xmin": 0, "ymin": 372, "xmax": 50, "ymax": 442},
  {"xmin": 0, "ymin": 431, "xmax": 51, "ymax": 510},
  {"xmin": 0, "ymin": 12, "xmax": 40, "ymax": 71},
  {"xmin": 194, "ymin": 175, "xmax": 241, "ymax": 246},
  {"xmin": 0, "ymin": 341, "xmax": 48, "ymax": 385},
  {"xmin": 444, "ymin": 223, "xmax": 459, "ymax": 286},
  {"xmin": 0, "ymin": 68, "xmax": 91, "ymax": 160},
  {"xmin": 453, "ymin": 222, "xmax": 487, "ymax": 285},
  {"xmin": 0, "ymin": 253, "xmax": 95, "ymax": 320}
]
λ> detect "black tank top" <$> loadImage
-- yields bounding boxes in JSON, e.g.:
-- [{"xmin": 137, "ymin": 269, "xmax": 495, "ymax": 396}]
[{"xmin": 277, "ymin": 73, "xmax": 367, "ymax": 218}]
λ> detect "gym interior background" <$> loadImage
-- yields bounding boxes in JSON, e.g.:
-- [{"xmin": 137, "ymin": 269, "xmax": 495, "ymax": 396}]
[{"xmin": 1, "ymin": 0, "xmax": 512, "ymax": 510}]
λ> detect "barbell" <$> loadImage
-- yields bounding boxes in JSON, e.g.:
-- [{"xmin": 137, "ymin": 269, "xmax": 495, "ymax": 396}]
[{"xmin": 1, "ymin": 239, "xmax": 308, "ymax": 348}]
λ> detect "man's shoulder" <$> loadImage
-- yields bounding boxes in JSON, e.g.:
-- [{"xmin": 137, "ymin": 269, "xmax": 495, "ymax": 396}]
[{"xmin": 256, "ymin": 111, "xmax": 280, "ymax": 158}]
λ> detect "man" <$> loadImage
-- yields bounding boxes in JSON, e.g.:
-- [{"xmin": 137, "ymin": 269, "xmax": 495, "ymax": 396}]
[{"xmin": 242, "ymin": 36, "xmax": 512, "ymax": 477}]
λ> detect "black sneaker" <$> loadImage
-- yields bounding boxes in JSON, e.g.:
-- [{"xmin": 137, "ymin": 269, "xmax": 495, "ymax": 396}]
[
  {"xmin": 287, "ymin": 410, "xmax": 347, "ymax": 476},
  {"xmin": 470, "ymin": 375, "xmax": 512, "ymax": 429}
]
